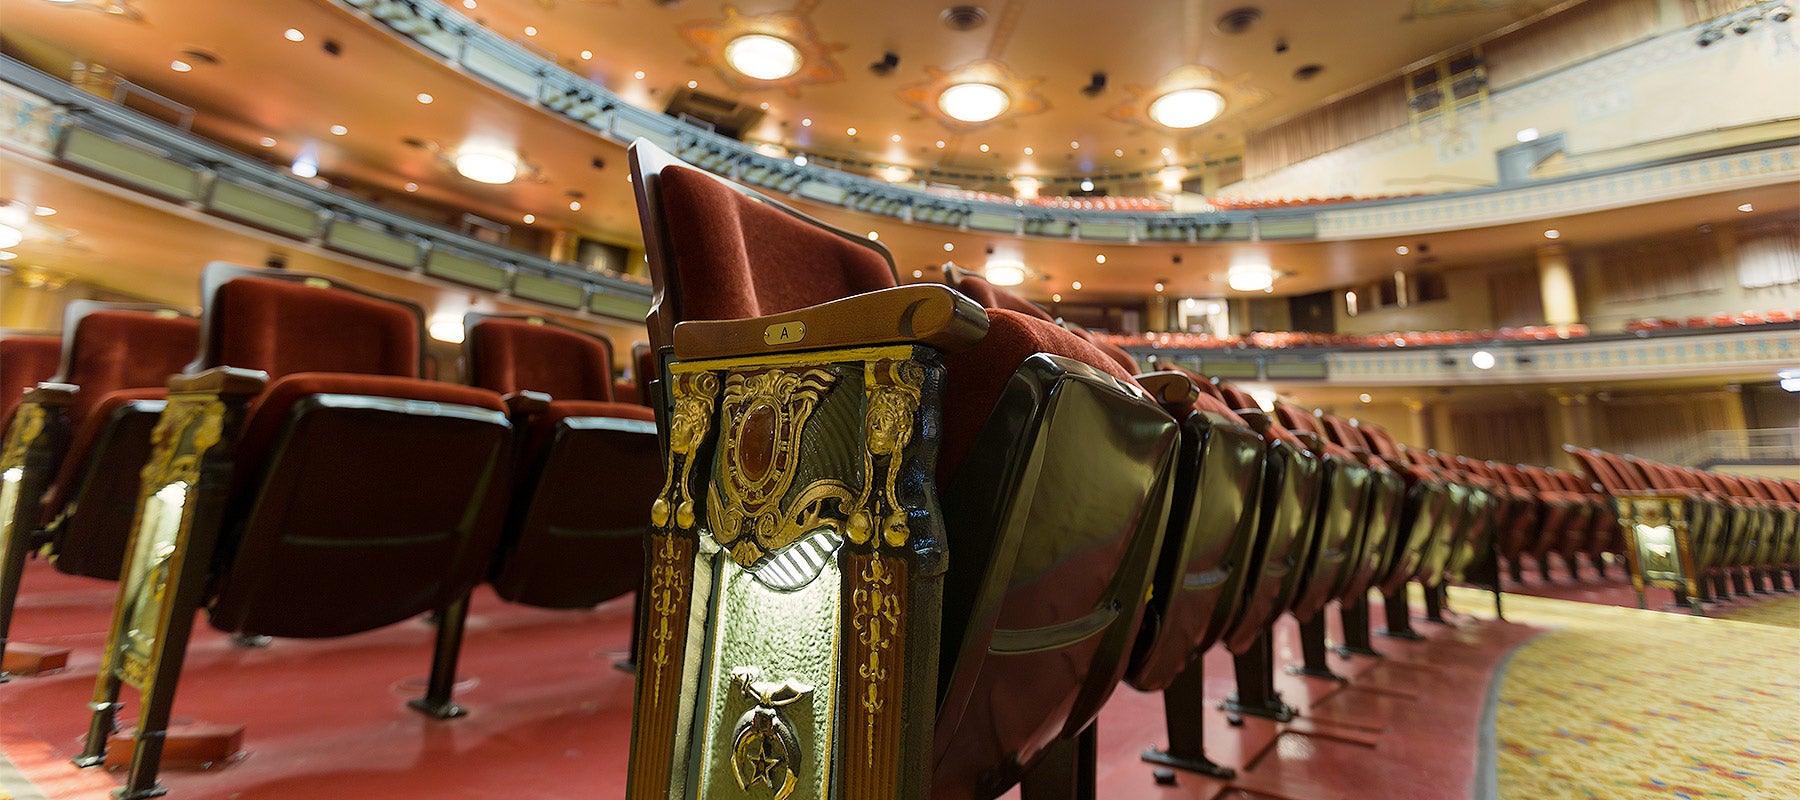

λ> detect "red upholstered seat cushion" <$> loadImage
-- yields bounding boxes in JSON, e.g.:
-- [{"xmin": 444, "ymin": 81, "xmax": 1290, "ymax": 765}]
[
  {"xmin": 1190, "ymin": 388, "xmax": 1241, "ymax": 420},
  {"xmin": 41, "ymin": 387, "xmax": 166, "ymax": 518},
  {"xmin": 659, "ymin": 165, "xmax": 896, "ymax": 321},
  {"xmin": 952, "ymin": 272, "xmax": 1057, "ymax": 323},
  {"xmin": 469, "ymin": 319, "xmax": 616, "ymax": 401},
  {"xmin": 614, "ymin": 379, "xmax": 638, "ymax": 404},
  {"xmin": 208, "ymin": 277, "xmax": 420, "ymax": 381},
  {"xmin": 524, "ymin": 400, "xmax": 656, "ymax": 466},
  {"xmin": 61, "ymin": 311, "xmax": 199, "ymax": 430},
  {"xmin": 939, "ymin": 309, "xmax": 1136, "ymax": 482},
  {"xmin": 0, "ymin": 336, "xmax": 62, "ymax": 434},
  {"xmin": 236, "ymin": 374, "xmax": 505, "ymax": 473}
]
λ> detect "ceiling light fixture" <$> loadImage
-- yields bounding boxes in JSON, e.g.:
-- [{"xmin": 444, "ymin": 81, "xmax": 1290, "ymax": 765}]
[
  {"xmin": 290, "ymin": 157, "xmax": 318, "ymax": 179},
  {"xmin": 524, "ymin": 26, "xmax": 537, "ymax": 36},
  {"xmin": 867, "ymin": 231, "xmax": 879, "ymax": 240},
  {"xmin": 1471, "ymin": 350, "xmax": 1497, "ymax": 370},
  {"xmin": 1148, "ymin": 88, "xmax": 1226, "ymax": 129},
  {"xmin": 283, "ymin": 28, "xmax": 305, "ymax": 42},
  {"xmin": 1094, "ymin": 254, "xmax": 1106, "ymax": 264},
  {"xmin": 1359, "ymin": 393, "xmax": 1372, "ymax": 403},
  {"xmin": 0, "ymin": 252, "xmax": 16, "ymax": 261},
  {"xmin": 890, "ymin": 134, "xmax": 901, "ymax": 142},
  {"xmin": 1543, "ymin": 229, "xmax": 1561, "ymax": 239},
  {"xmin": 801, "ymin": 118, "xmax": 812, "ymax": 127},
  {"xmin": 634, "ymin": 70, "xmax": 646, "ymax": 80},
  {"xmin": 416, "ymin": 93, "xmax": 433, "ymax": 104},
  {"xmin": 569, "ymin": 201, "xmax": 581, "ymax": 211},
  {"xmin": 0, "ymin": 225, "xmax": 21, "ymax": 249},
  {"xmin": 1516, "ymin": 127, "xmax": 1540, "ymax": 143},
  {"xmin": 1154, "ymin": 282, "xmax": 1165, "ymax": 293},
  {"xmin": 937, "ymin": 82, "xmax": 1009, "ymax": 123},
  {"xmin": 454, "ymin": 150, "xmax": 519, "ymax": 184},
  {"xmin": 846, "ymin": 127, "xmax": 857, "ymax": 136},
  {"xmin": 1070, "ymin": 140, "xmax": 1079, "ymax": 149},
  {"xmin": 1052, "ymin": 293, "xmax": 1062, "ymax": 302},
  {"xmin": 687, "ymin": 80, "xmax": 698, "ymax": 88},
  {"xmin": 1227, "ymin": 264, "xmax": 1275, "ymax": 292},
  {"xmin": 1396, "ymin": 245, "xmax": 1409, "ymax": 255},
  {"xmin": 1738, "ymin": 203, "xmax": 1754, "ymax": 212},
  {"xmin": 580, "ymin": 50, "xmax": 593, "ymax": 60},
  {"xmin": 523, "ymin": 213, "xmax": 536, "ymax": 224},
  {"xmin": 170, "ymin": 59, "xmax": 192, "ymax": 72},
  {"xmin": 793, "ymin": 154, "xmax": 807, "ymax": 165},
  {"xmin": 33, "ymin": 206, "xmax": 55, "ymax": 217},
  {"xmin": 329, "ymin": 124, "xmax": 348, "ymax": 135},
  {"xmin": 943, "ymin": 242, "xmax": 954, "ymax": 251},
  {"xmin": 1079, "ymin": 179, "xmax": 1095, "ymax": 192},
  {"xmin": 463, "ymin": 0, "xmax": 475, "ymax": 8},
  {"xmin": 1071, "ymin": 281, "xmax": 1082, "ymax": 290},
  {"xmin": 935, "ymin": 139, "xmax": 946, "ymax": 148},
  {"xmin": 724, "ymin": 34, "xmax": 802, "ymax": 81},
  {"xmin": 259, "ymin": 136, "xmax": 276, "ymax": 147},
  {"xmin": 1023, "ymin": 146, "xmax": 1033, "ymax": 155},
  {"xmin": 979, "ymin": 143, "xmax": 989, "ymax": 152},
  {"xmin": 404, "ymin": 182, "xmax": 418, "ymax": 192},
  {"xmin": 985, "ymin": 262, "xmax": 1026, "ymax": 286}
]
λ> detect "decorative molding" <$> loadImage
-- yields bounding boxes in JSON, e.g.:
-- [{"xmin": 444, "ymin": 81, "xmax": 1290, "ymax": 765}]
[{"xmin": 679, "ymin": 5, "xmax": 847, "ymax": 96}]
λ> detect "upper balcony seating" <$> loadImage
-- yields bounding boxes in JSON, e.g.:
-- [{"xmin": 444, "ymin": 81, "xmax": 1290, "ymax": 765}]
[
  {"xmin": 0, "ymin": 335, "xmax": 61, "ymax": 434},
  {"xmin": 75, "ymin": 264, "xmax": 515, "ymax": 799},
  {"xmin": 1100, "ymin": 323, "xmax": 1591, "ymax": 353},
  {"xmin": 0, "ymin": 303, "xmax": 198, "ymax": 679},
  {"xmin": 1624, "ymin": 309, "xmax": 1800, "ymax": 333},
  {"xmin": 628, "ymin": 139, "xmax": 1179, "ymax": 799}
]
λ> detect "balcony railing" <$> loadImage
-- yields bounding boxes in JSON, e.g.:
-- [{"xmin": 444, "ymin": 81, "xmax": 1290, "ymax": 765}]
[{"xmin": 1680, "ymin": 428, "xmax": 1800, "ymax": 468}]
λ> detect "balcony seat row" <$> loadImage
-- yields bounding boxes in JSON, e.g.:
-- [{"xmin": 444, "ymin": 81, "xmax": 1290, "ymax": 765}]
[
  {"xmin": 1105, "ymin": 324, "xmax": 1590, "ymax": 353},
  {"xmin": 1624, "ymin": 309, "xmax": 1798, "ymax": 333}
]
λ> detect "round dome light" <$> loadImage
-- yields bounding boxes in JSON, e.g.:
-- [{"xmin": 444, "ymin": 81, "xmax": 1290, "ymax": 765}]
[
  {"xmin": 985, "ymin": 262, "xmax": 1026, "ymax": 286},
  {"xmin": 938, "ymin": 83, "xmax": 1010, "ymax": 123},
  {"xmin": 724, "ymin": 35, "xmax": 801, "ymax": 81},
  {"xmin": 1148, "ymin": 88, "xmax": 1226, "ymax": 129},
  {"xmin": 455, "ymin": 151, "xmax": 519, "ymax": 185},
  {"xmin": 1227, "ymin": 264, "xmax": 1274, "ymax": 292},
  {"xmin": 0, "ymin": 224, "xmax": 21, "ymax": 249},
  {"xmin": 1471, "ymin": 350, "xmax": 1497, "ymax": 370}
]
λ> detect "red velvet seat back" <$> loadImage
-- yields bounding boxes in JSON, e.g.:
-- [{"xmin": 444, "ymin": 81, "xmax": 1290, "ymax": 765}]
[
  {"xmin": 205, "ymin": 276, "xmax": 421, "ymax": 380},
  {"xmin": 646, "ymin": 163, "xmax": 896, "ymax": 344},
  {"xmin": 944, "ymin": 271, "xmax": 1056, "ymax": 323},
  {"xmin": 58, "ymin": 310, "xmax": 200, "ymax": 428},
  {"xmin": 0, "ymin": 336, "xmax": 61, "ymax": 432},
  {"xmin": 468, "ymin": 318, "xmax": 615, "ymax": 402},
  {"xmin": 1355, "ymin": 421, "xmax": 1404, "ymax": 460}
]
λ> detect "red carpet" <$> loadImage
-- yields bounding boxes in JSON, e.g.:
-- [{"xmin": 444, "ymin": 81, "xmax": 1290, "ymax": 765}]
[{"xmin": 2, "ymin": 559, "xmax": 1539, "ymax": 800}]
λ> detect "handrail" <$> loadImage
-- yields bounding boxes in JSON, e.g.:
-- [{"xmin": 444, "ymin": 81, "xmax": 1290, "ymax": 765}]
[
  {"xmin": 1681, "ymin": 428, "xmax": 1800, "ymax": 468},
  {"xmin": 0, "ymin": 55, "xmax": 653, "ymax": 317}
]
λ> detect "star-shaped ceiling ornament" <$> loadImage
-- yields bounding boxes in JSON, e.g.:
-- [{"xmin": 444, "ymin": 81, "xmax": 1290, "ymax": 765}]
[
  {"xmin": 679, "ymin": 5, "xmax": 847, "ymax": 97},
  {"xmin": 898, "ymin": 59, "xmax": 1049, "ymax": 132},
  {"xmin": 1105, "ymin": 65, "xmax": 1268, "ymax": 135}
]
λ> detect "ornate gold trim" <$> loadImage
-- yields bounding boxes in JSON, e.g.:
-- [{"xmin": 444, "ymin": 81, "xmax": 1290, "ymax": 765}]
[{"xmin": 708, "ymin": 368, "xmax": 849, "ymax": 569}]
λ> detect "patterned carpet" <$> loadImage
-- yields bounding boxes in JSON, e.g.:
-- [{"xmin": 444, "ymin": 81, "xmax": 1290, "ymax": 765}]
[{"xmin": 1469, "ymin": 588, "xmax": 1800, "ymax": 799}]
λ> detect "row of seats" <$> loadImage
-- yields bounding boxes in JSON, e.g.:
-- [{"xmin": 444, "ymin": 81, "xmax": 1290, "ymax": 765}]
[
  {"xmin": 1624, "ymin": 309, "xmax": 1798, "ymax": 333},
  {"xmin": 0, "ymin": 265, "xmax": 662, "ymax": 797},
  {"xmin": 1566, "ymin": 447, "xmax": 1800, "ymax": 605},
  {"xmin": 1102, "ymin": 324, "xmax": 1591, "ymax": 352},
  {"xmin": 1206, "ymin": 192, "xmax": 1423, "ymax": 210}
]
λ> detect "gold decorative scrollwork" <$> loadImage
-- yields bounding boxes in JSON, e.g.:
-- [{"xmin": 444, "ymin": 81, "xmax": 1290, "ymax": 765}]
[
  {"xmin": 850, "ymin": 554, "xmax": 900, "ymax": 767},
  {"xmin": 0, "ymin": 404, "xmax": 45, "ymax": 470},
  {"xmin": 651, "ymin": 371, "xmax": 720, "ymax": 532},
  {"xmin": 708, "ymin": 368, "xmax": 851, "ymax": 569},
  {"xmin": 646, "ymin": 536, "xmax": 687, "ymax": 704},
  {"xmin": 846, "ymin": 360, "xmax": 923, "ymax": 550},
  {"xmin": 728, "ymin": 666, "xmax": 814, "ymax": 800}
]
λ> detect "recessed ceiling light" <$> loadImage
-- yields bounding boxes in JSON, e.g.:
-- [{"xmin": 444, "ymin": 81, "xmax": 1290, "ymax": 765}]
[
  {"xmin": 569, "ymin": 200, "xmax": 581, "ymax": 211},
  {"xmin": 283, "ymin": 28, "xmax": 305, "ymax": 43},
  {"xmin": 986, "ymin": 263, "xmax": 1026, "ymax": 286},
  {"xmin": 687, "ymin": 80, "xmax": 699, "ymax": 89},
  {"xmin": 1148, "ymin": 88, "xmax": 1226, "ymax": 129},
  {"xmin": 0, "ymin": 225, "xmax": 21, "ymax": 249},
  {"xmin": 634, "ymin": 70, "xmax": 646, "ymax": 80},
  {"xmin": 725, "ymin": 34, "xmax": 802, "ymax": 81},
  {"xmin": 259, "ymin": 136, "xmax": 277, "ymax": 147},
  {"xmin": 403, "ymin": 182, "xmax": 418, "ymax": 192},
  {"xmin": 1114, "ymin": 149, "xmax": 1124, "ymax": 157},
  {"xmin": 1516, "ymin": 128, "xmax": 1540, "ymax": 143},
  {"xmin": 580, "ymin": 50, "xmax": 593, "ymax": 60},
  {"xmin": 935, "ymin": 139, "xmax": 945, "ymax": 148},
  {"xmin": 979, "ymin": 143, "xmax": 989, "ymax": 152},
  {"xmin": 793, "ymin": 155, "xmax": 808, "ymax": 166},
  {"xmin": 801, "ymin": 118, "xmax": 812, "ymax": 127},
  {"xmin": 867, "ymin": 231, "xmax": 879, "ymax": 240},
  {"xmin": 416, "ymin": 93, "xmax": 433, "ymax": 104},
  {"xmin": 291, "ymin": 157, "xmax": 318, "ymax": 178},
  {"xmin": 1094, "ymin": 254, "xmax": 1106, "ymax": 264},
  {"xmin": 0, "ymin": 251, "xmax": 16, "ymax": 261},
  {"xmin": 170, "ymin": 59, "xmax": 192, "ymax": 72},
  {"xmin": 1080, "ymin": 179, "xmax": 1094, "ymax": 192},
  {"xmin": 937, "ymin": 82, "xmax": 1009, "ymax": 123},
  {"xmin": 1154, "ymin": 282, "xmax": 1165, "ymax": 292},
  {"xmin": 890, "ymin": 134, "xmax": 901, "ymax": 142},
  {"xmin": 846, "ymin": 127, "xmax": 857, "ymax": 136},
  {"xmin": 463, "ymin": 0, "xmax": 476, "ymax": 8},
  {"xmin": 760, "ymin": 102, "xmax": 771, "ymax": 110},
  {"xmin": 1070, "ymin": 140, "xmax": 1080, "ymax": 149},
  {"xmin": 1471, "ymin": 350, "xmax": 1497, "ymax": 370},
  {"xmin": 1051, "ymin": 293, "xmax": 1062, "ymax": 302},
  {"xmin": 523, "ymin": 213, "xmax": 536, "ymax": 224},
  {"xmin": 1359, "ymin": 393, "xmax": 1372, "ymax": 403},
  {"xmin": 1023, "ymin": 146, "xmax": 1033, "ymax": 155},
  {"xmin": 1227, "ymin": 264, "xmax": 1275, "ymax": 292},
  {"xmin": 1395, "ymin": 245, "xmax": 1409, "ymax": 255},
  {"xmin": 454, "ymin": 150, "xmax": 519, "ymax": 184},
  {"xmin": 1161, "ymin": 147, "xmax": 1172, "ymax": 156},
  {"xmin": 1543, "ymin": 229, "xmax": 1561, "ymax": 239},
  {"xmin": 943, "ymin": 242, "xmax": 954, "ymax": 251},
  {"xmin": 1071, "ymin": 281, "xmax": 1082, "ymax": 290},
  {"xmin": 33, "ymin": 206, "xmax": 56, "ymax": 217},
  {"xmin": 1738, "ymin": 203, "xmax": 1754, "ymax": 212},
  {"xmin": 912, "ymin": 269, "xmax": 923, "ymax": 278},
  {"xmin": 329, "ymin": 124, "xmax": 348, "ymax": 135},
  {"xmin": 524, "ymin": 26, "xmax": 537, "ymax": 36}
]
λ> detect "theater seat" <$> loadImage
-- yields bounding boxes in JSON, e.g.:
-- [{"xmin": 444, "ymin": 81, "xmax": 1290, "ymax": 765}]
[
  {"xmin": 0, "ymin": 303, "xmax": 198, "ymax": 679},
  {"xmin": 76, "ymin": 265, "xmax": 514, "ymax": 799},
  {"xmin": 1273, "ymin": 401, "xmax": 1372, "ymax": 680},
  {"xmin": 0, "ymin": 336, "xmax": 61, "ymax": 435},
  {"xmin": 1350, "ymin": 420, "xmax": 1455, "ymax": 639},
  {"xmin": 1317, "ymin": 413, "xmax": 1407, "ymax": 654},
  {"xmin": 628, "ymin": 141, "xmax": 1177, "ymax": 799}
]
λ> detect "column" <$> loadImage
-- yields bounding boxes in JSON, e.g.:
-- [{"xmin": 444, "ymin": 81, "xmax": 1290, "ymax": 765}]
[
  {"xmin": 1403, "ymin": 398, "xmax": 1434, "ymax": 451},
  {"xmin": 1548, "ymin": 389, "xmax": 1595, "ymax": 464},
  {"xmin": 1146, "ymin": 294, "xmax": 1170, "ymax": 333},
  {"xmin": 1536, "ymin": 244, "xmax": 1580, "ymax": 329}
]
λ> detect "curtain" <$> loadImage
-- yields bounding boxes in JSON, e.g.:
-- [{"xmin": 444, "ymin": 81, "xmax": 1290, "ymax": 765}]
[
  {"xmin": 1485, "ymin": 0, "xmax": 1660, "ymax": 89},
  {"xmin": 1243, "ymin": 80, "xmax": 1408, "ymax": 179},
  {"xmin": 1597, "ymin": 392, "xmax": 1738, "ymax": 465},
  {"xmin": 1737, "ymin": 225, "xmax": 1800, "ymax": 289},
  {"xmin": 1586, "ymin": 234, "xmax": 1725, "ymax": 304},
  {"xmin": 1448, "ymin": 405, "xmax": 1553, "ymax": 466}
]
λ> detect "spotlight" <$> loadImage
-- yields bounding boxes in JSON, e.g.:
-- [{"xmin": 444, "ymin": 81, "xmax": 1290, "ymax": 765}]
[
  {"xmin": 1080, "ymin": 71, "xmax": 1108, "ymax": 97},
  {"xmin": 1732, "ymin": 16, "xmax": 1755, "ymax": 34},
  {"xmin": 1773, "ymin": 5, "xmax": 1792, "ymax": 23},
  {"xmin": 869, "ymin": 51, "xmax": 900, "ymax": 76},
  {"xmin": 1698, "ymin": 26, "xmax": 1725, "ymax": 46}
]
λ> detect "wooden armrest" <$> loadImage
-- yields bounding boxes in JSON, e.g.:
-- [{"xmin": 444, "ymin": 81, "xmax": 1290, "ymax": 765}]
[
  {"xmin": 23, "ymin": 382, "xmax": 77, "ymax": 406},
  {"xmin": 1133, "ymin": 371, "xmax": 1197, "ymax": 408},
  {"xmin": 168, "ymin": 367, "xmax": 269, "ymax": 397},
  {"xmin": 672, "ymin": 285, "xmax": 988, "ymax": 362},
  {"xmin": 503, "ymin": 390, "xmax": 552, "ymax": 417}
]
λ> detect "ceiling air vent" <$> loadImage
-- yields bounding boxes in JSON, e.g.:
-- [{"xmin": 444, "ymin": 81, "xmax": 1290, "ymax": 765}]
[
  {"xmin": 1216, "ymin": 6, "xmax": 1262, "ymax": 34},
  {"xmin": 663, "ymin": 87, "xmax": 765, "ymax": 141},
  {"xmin": 940, "ymin": 6, "xmax": 989, "ymax": 31}
]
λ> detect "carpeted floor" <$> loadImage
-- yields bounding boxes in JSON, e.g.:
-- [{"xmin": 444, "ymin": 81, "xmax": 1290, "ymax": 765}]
[{"xmin": 1472, "ymin": 588, "xmax": 1800, "ymax": 799}]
